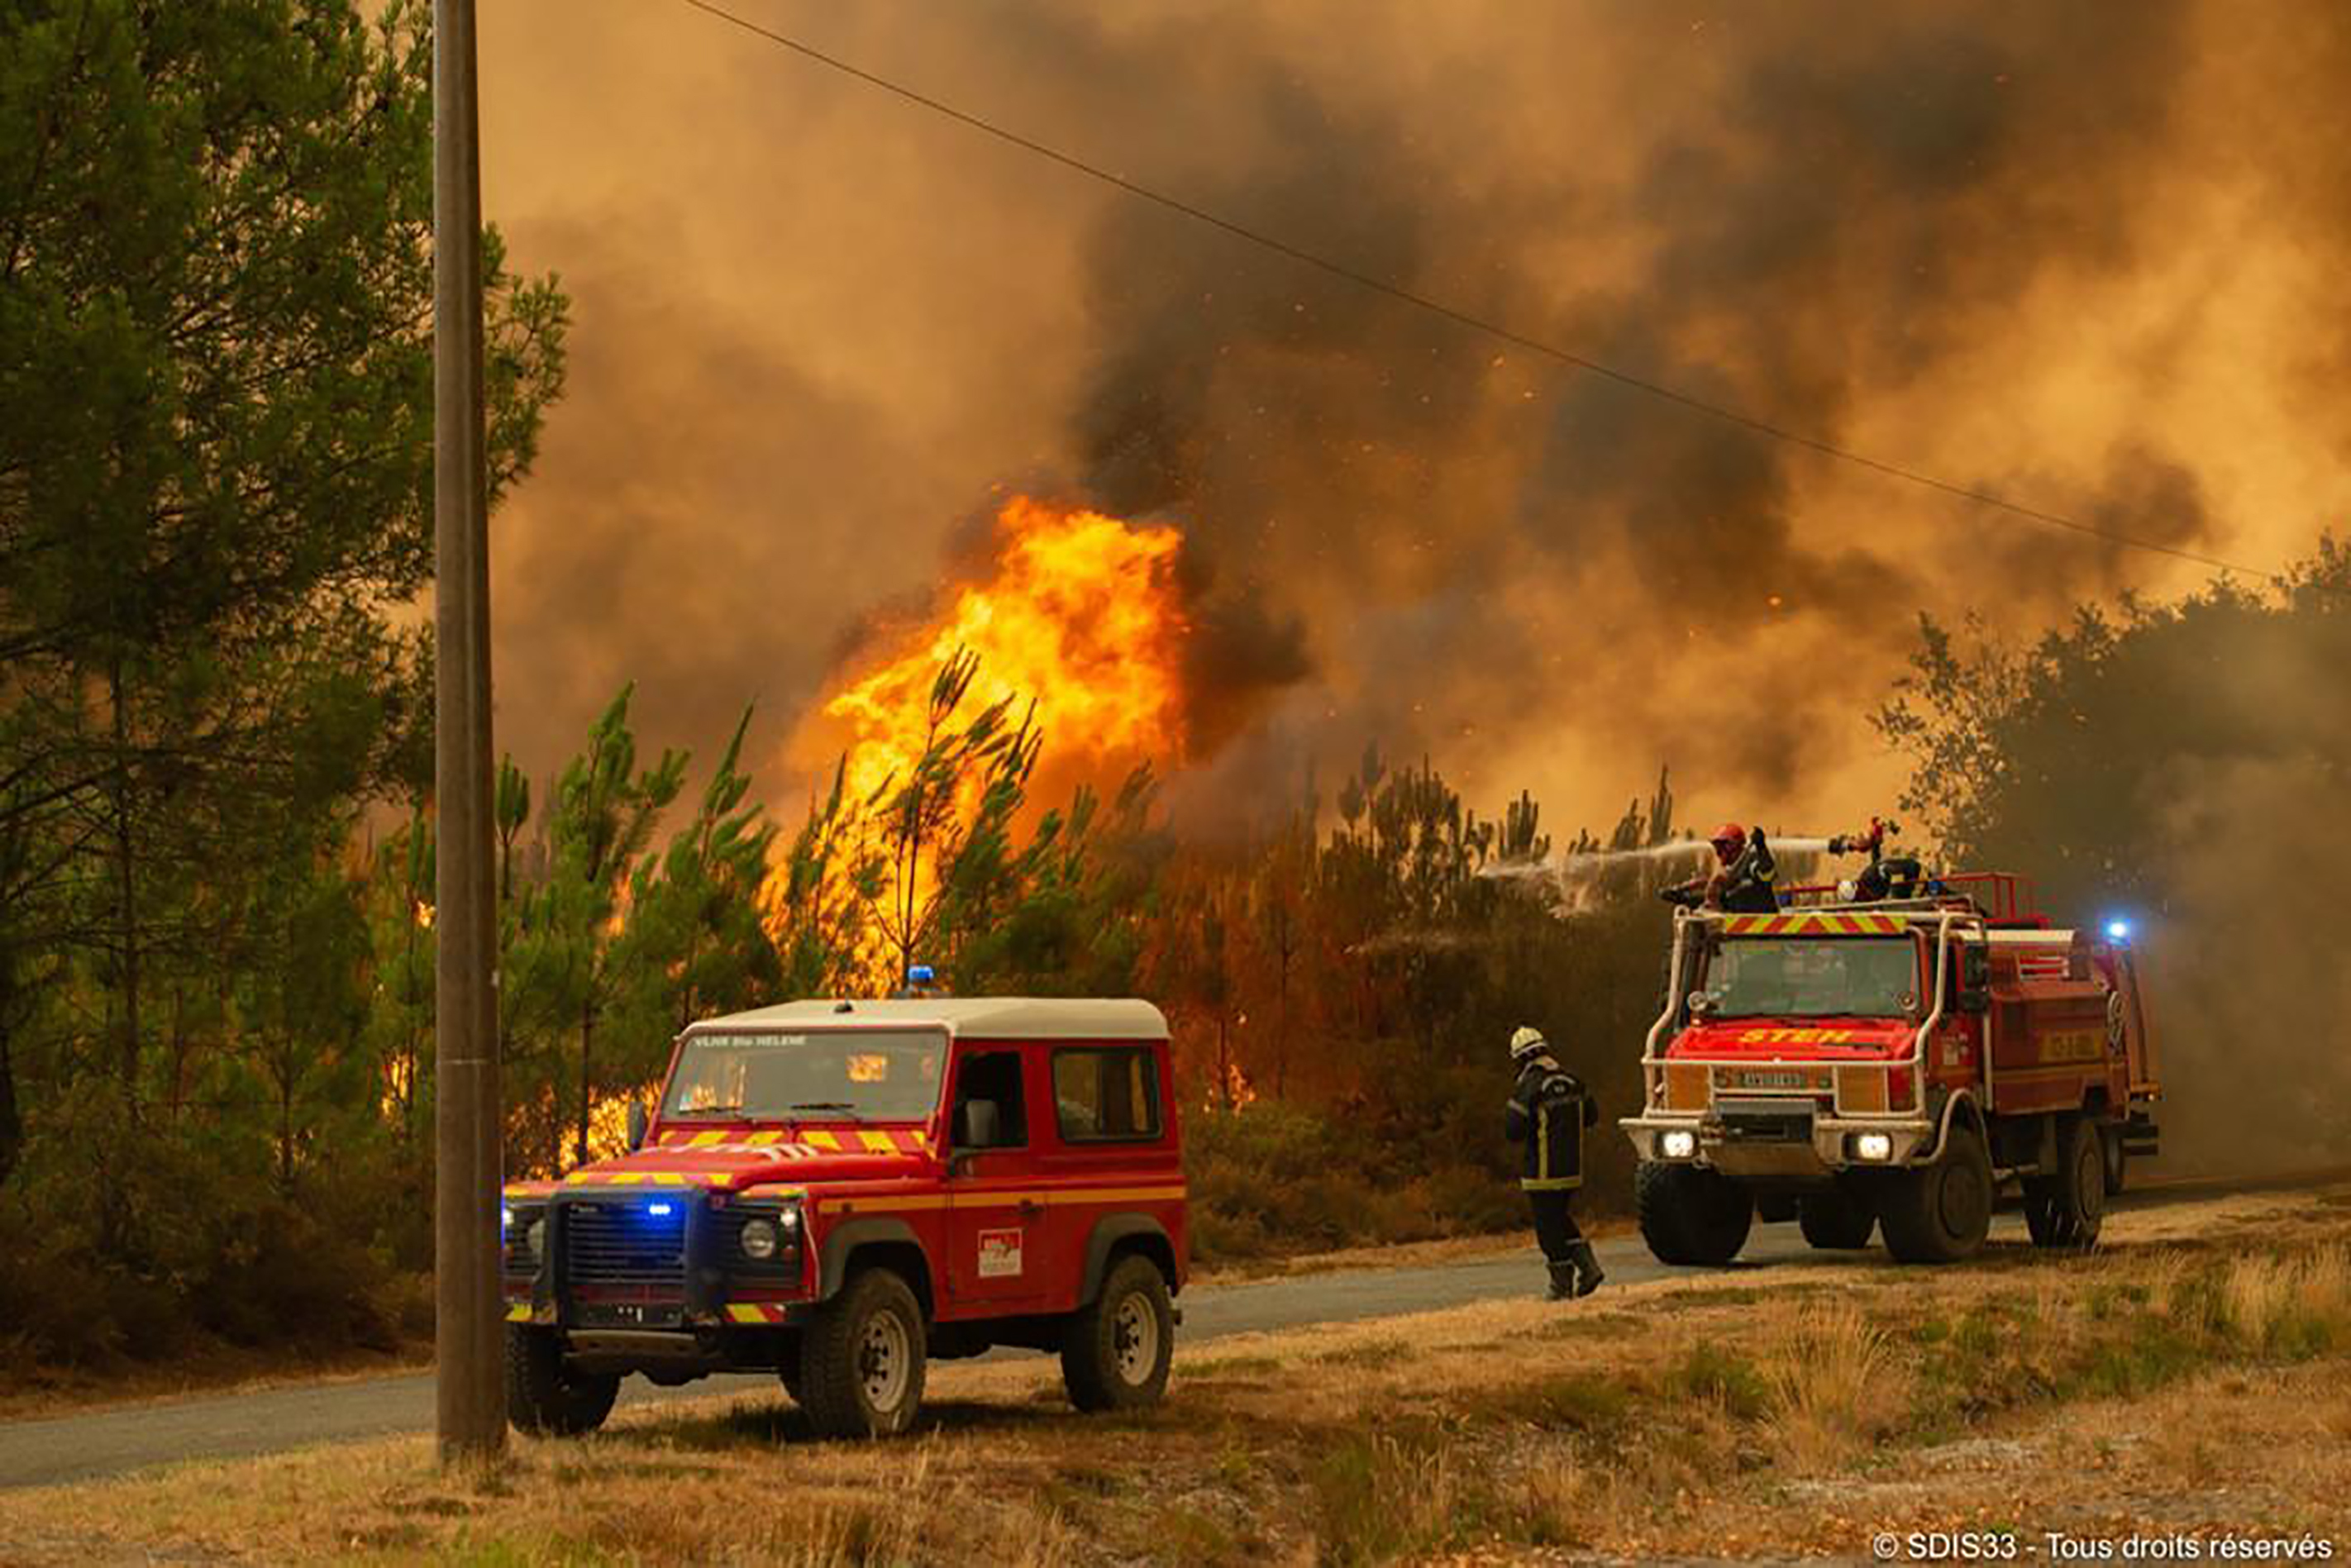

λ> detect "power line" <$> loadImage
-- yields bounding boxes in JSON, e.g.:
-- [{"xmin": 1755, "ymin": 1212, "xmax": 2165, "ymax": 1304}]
[{"xmin": 678, "ymin": 0, "xmax": 2287, "ymax": 585}]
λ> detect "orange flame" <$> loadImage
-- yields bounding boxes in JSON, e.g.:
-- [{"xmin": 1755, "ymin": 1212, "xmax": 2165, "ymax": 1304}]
[
  {"xmin": 821, "ymin": 495, "xmax": 1190, "ymax": 810},
  {"xmin": 765, "ymin": 494, "xmax": 1190, "ymax": 981}
]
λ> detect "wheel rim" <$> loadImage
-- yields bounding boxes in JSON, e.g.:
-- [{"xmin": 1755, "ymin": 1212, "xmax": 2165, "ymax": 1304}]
[
  {"xmin": 857, "ymin": 1308, "xmax": 911, "ymax": 1412},
  {"xmin": 2077, "ymin": 1137, "xmax": 2105, "ymax": 1228},
  {"xmin": 1112, "ymin": 1291, "xmax": 1159, "ymax": 1385}
]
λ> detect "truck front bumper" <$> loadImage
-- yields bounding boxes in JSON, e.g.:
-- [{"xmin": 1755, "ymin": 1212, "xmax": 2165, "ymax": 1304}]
[{"xmin": 1622, "ymin": 1112, "xmax": 1936, "ymax": 1180}]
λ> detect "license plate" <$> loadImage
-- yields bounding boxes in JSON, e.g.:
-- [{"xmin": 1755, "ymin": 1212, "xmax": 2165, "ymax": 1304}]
[
  {"xmin": 577, "ymin": 1303, "xmax": 680, "ymax": 1328},
  {"xmin": 1725, "ymin": 1069, "xmax": 1819, "ymax": 1091}
]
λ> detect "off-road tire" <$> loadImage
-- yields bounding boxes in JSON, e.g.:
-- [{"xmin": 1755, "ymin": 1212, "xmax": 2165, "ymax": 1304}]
[
  {"xmin": 1636, "ymin": 1161, "xmax": 1754, "ymax": 1266},
  {"xmin": 1880, "ymin": 1119, "xmax": 1994, "ymax": 1264},
  {"xmin": 1798, "ymin": 1186, "xmax": 1877, "ymax": 1250},
  {"xmin": 2101, "ymin": 1125, "xmax": 2127, "ymax": 1197},
  {"xmin": 503, "ymin": 1325, "xmax": 619, "ymax": 1437},
  {"xmin": 798, "ymin": 1267, "xmax": 927, "ymax": 1439},
  {"xmin": 1061, "ymin": 1253, "xmax": 1176, "ymax": 1412}
]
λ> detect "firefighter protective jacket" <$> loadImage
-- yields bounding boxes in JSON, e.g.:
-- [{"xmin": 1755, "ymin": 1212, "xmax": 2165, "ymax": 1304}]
[
  {"xmin": 1717, "ymin": 832, "xmax": 1779, "ymax": 914},
  {"xmin": 1505, "ymin": 1059, "xmax": 1599, "ymax": 1191}
]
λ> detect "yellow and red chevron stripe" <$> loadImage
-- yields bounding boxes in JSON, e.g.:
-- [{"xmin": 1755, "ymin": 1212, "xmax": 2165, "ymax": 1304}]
[
  {"xmin": 561, "ymin": 1168, "xmax": 721, "ymax": 1188},
  {"xmin": 723, "ymin": 1302, "xmax": 793, "ymax": 1325},
  {"xmin": 1720, "ymin": 911, "xmax": 1906, "ymax": 937},
  {"xmin": 656, "ymin": 1127, "xmax": 932, "ymax": 1156}
]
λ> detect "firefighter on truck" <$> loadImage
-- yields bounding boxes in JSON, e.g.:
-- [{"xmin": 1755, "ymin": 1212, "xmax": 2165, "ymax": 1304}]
[{"xmin": 1620, "ymin": 865, "xmax": 2160, "ymax": 1269}]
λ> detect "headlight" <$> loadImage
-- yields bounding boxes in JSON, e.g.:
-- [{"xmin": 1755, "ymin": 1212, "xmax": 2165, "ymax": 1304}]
[
  {"xmin": 1854, "ymin": 1132, "xmax": 1895, "ymax": 1162},
  {"xmin": 522, "ymin": 1217, "xmax": 543, "ymax": 1262},
  {"xmin": 1661, "ymin": 1129, "xmax": 1698, "ymax": 1160},
  {"xmin": 741, "ymin": 1217, "xmax": 781, "ymax": 1261}
]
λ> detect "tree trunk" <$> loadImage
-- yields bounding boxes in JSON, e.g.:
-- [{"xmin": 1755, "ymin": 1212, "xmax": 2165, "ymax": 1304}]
[
  {"xmin": 0, "ymin": 960, "xmax": 21, "ymax": 1191},
  {"xmin": 110, "ymin": 658, "xmax": 141, "ymax": 1099},
  {"xmin": 575, "ymin": 997, "xmax": 594, "ymax": 1169}
]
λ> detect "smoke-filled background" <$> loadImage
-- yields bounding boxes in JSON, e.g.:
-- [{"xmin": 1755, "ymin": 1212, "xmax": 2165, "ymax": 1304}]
[
  {"xmin": 478, "ymin": 0, "xmax": 2349, "ymax": 820},
  {"xmin": 474, "ymin": 2, "xmax": 2351, "ymax": 1166}
]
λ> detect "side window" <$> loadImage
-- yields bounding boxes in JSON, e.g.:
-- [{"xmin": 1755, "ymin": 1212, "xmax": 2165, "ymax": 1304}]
[
  {"xmin": 1052, "ymin": 1048, "xmax": 1162, "ymax": 1144},
  {"xmin": 951, "ymin": 1051, "xmax": 1028, "ymax": 1149}
]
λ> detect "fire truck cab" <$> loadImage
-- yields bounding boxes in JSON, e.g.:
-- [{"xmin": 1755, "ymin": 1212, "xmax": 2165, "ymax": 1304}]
[
  {"xmin": 498, "ymin": 997, "xmax": 1187, "ymax": 1438},
  {"xmin": 1620, "ymin": 874, "xmax": 2159, "ymax": 1265}
]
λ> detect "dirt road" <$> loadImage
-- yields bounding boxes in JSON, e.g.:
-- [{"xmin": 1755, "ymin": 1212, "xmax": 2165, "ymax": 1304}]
[{"xmin": 0, "ymin": 1179, "xmax": 2314, "ymax": 1489}]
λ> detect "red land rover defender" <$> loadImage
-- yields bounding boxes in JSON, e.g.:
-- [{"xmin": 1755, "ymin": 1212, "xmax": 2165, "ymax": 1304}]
[{"xmin": 499, "ymin": 998, "xmax": 1187, "ymax": 1438}]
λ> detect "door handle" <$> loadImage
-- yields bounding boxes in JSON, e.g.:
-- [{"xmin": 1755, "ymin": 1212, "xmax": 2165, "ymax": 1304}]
[{"xmin": 1018, "ymin": 1199, "xmax": 1045, "ymax": 1219}]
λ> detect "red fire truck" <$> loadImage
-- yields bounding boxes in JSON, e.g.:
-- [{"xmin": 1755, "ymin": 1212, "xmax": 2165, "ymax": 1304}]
[{"xmin": 1619, "ymin": 874, "xmax": 2160, "ymax": 1265}]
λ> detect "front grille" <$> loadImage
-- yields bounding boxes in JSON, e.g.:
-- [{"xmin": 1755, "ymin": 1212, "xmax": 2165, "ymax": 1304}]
[
  {"xmin": 562, "ymin": 1199, "xmax": 688, "ymax": 1313},
  {"xmin": 1716, "ymin": 1099, "xmax": 1815, "ymax": 1144}
]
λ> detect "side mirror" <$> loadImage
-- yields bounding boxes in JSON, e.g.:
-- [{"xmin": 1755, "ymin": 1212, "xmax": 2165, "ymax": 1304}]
[
  {"xmin": 960, "ymin": 1099, "xmax": 1002, "ymax": 1151},
  {"xmin": 626, "ymin": 1099, "xmax": 649, "ymax": 1152},
  {"xmin": 1686, "ymin": 989, "xmax": 1719, "ymax": 1018}
]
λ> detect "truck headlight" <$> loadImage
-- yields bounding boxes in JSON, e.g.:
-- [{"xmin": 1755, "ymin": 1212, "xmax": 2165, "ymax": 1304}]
[
  {"xmin": 521, "ymin": 1216, "xmax": 543, "ymax": 1262},
  {"xmin": 1853, "ymin": 1132, "xmax": 1894, "ymax": 1162},
  {"xmin": 741, "ymin": 1217, "xmax": 780, "ymax": 1261},
  {"xmin": 1661, "ymin": 1129, "xmax": 1698, "ymax": 1160}
]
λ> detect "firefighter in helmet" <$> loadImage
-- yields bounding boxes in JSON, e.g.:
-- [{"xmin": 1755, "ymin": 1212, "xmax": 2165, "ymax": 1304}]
[
  {"xmin": 1662, "ymin": 822, "xmax": 1779, "ymax": 913},
  {"xmin": 1505, "ymin": 1026, "xmax": 1604, "ymax": 1299}
]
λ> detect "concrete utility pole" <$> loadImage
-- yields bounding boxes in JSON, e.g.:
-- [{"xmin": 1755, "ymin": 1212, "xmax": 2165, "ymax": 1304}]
[{"xmin": 432, "ymin": 0, "xmax": 504, "ymax": 1464}]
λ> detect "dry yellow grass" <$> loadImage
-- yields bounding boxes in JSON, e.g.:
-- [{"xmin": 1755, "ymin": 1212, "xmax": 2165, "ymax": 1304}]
[{"xmin": 4, "ymin": 1186, "xmax": 2349, "ymax": 1566}]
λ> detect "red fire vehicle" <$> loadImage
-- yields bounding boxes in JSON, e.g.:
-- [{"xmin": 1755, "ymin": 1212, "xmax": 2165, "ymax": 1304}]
[
  {"xmin": 1620, "ymin": 874, "xmax": 2159, "ymax": 1265},
  {"xmin": 499, "ymin": 998, "xmax": 1187, "ymax": 1438}
]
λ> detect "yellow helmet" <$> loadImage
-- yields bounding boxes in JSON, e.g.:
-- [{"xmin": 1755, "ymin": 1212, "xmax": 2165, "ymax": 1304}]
[{"xmin": 1509, "ymin": 1025, "xmax": 1547, "ymax": 1060}]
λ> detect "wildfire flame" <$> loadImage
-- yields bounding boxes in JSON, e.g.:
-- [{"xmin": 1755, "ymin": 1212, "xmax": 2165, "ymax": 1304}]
[
  {"xmin": 819, "ymin": 495, "xmax": 1191, "ymax": 810},
  {"xmin": 762, "ymin": 494, "xmax": 1191, "ymax": 980}
]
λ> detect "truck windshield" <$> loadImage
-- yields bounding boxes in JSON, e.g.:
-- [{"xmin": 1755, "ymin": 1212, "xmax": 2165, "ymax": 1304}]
[
  {"xmin": 665, "ymin": 1029, "xmax": 946, "ymax": 1122},
  {"xmin": 1703, "ymin": 937, "xmax": 1919, "ymax": 1018}
]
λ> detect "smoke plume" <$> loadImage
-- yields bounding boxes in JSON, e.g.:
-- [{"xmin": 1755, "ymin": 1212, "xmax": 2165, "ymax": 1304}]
[{"xmin": 477, "ymin": 0, "xmax": 2351, "ymax": 833}]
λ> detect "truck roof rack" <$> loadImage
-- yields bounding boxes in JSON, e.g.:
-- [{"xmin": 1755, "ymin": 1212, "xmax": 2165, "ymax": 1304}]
[{"xmin": 1776, "ymin": 870, "xmax": 2045, "ymax": 926}]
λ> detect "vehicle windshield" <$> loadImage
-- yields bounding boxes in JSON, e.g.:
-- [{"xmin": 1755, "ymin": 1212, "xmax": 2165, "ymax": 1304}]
[
  {"xmin": 1700, "ymin": 937, "xmax": 1919, "ymax": 1019},
  {"xmin": 664, "ymin": 1028, "xmax": 946, "ymax": 1122}
]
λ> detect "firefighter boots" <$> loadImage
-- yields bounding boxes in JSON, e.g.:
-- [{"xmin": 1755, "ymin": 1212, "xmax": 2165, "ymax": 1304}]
[
  {"xmin": 1569, "ymin": 1242, "xmax": 1605, "ymax": 1298},
  {"xmin": 1546, "ymin": 1261, "xmax": 1578, "ymax": 1300}
]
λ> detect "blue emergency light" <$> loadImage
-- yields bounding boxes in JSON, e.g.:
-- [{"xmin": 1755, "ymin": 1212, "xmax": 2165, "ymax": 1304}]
[
  {"xmin": 647, "ymin": 1202, "xmax": 675, "ymax": 1218},
  {"xmin": 907, "ymin": 964, "xmax": 936, "ymax": 984},
  {"xmin": 2105, "ymin": 918, "xmax": 2133, "ymax": 942}
]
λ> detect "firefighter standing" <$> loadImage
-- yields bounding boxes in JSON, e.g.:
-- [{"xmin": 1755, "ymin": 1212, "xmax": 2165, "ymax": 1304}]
[{"xmin": 1505, "ymin": 1026, "xmax": 1604, "ymax": 1299}]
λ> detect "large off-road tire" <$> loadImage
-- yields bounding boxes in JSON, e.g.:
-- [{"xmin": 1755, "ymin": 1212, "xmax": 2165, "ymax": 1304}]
[
  {"xmin": 1061, "ymin": 1253, "xmax": 1176, "ymax": 1413},
  {"xmin": 2101, "ymin": 1125, "xmax": 2127, "ymax": 1197},
  {"xmin": 798, "ymin": 1267, "xmax": 928, "ymax": 1439},
  {"xmin": 1880, "ymin": 1118, "xmax": 1995, "ymax": 1264},
  {"xmin": 1798, "ymin": 1185, "xmax": 1877, "ymax": 1250},
  {"xmin": 503, "ymin": 1325, "xmax": 619, "ymax": 1437},
  {"xmin": 2026, "ymin": 1118, "xmax": 2105, "ymax": 1250},
  {"xmin": 1636, "ymin": 1161, "xmax": 1754, "ymax": 1266}
]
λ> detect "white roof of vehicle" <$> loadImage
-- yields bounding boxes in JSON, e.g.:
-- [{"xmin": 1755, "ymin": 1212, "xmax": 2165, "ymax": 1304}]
[{"xmin": 686, "ymin": 997, "xmax": 1171, "ymax": 1041}]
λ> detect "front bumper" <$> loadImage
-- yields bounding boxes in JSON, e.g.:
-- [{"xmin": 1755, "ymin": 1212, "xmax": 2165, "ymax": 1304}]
[
  {"xmin": 1622, "ymin": 1110, "xmax": 1935, "ymax": 1180},
  {"xmin": 503, "ymin": 1190, "xmax": 809, "ymax": 1331}
]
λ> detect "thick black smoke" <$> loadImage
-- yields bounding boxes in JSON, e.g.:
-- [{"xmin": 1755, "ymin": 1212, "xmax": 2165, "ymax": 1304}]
[{"xmin": 479, "ymin": 0, "xmax": 2351, "ymax": 832}]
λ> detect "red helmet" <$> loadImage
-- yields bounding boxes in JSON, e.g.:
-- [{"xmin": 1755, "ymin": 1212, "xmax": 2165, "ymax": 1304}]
[{"xmin": 1710, "ymin": 822, "xmax": 1747, "ymax": 859}]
